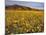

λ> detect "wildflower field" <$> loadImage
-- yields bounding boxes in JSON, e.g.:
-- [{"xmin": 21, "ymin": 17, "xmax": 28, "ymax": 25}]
[{"xmin": 5, "ymin": 8, "xmax": 44, "ymax": 35}]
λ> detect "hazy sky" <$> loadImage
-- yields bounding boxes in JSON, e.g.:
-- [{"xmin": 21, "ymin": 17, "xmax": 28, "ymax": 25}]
[{"xmin": 5, "ymin": 0, "xmax": 44, "ymax": 9}]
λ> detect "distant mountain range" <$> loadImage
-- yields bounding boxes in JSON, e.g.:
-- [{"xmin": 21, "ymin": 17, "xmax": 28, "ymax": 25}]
[{"xmin": 5, "ymin": 4, "xmax": 43, "ymax": 11}]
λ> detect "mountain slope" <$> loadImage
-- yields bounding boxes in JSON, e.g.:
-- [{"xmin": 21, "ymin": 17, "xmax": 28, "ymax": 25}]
[{"xmin": 5, "ymin": 4, "xmax": 43, "ymax": 11}]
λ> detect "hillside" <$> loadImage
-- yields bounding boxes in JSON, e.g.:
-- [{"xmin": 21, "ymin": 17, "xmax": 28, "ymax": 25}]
[
  {"xmin": 5, "ymin": 5, "xmax": 44, "ymax": 35},
  {"xmin": 5, "ymin": 5, "xmax": 43, "ymax": 11}
]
